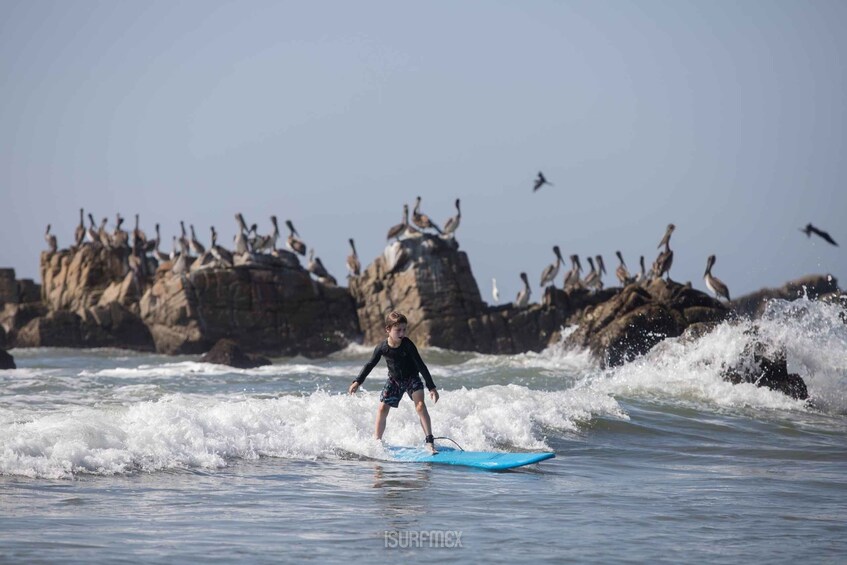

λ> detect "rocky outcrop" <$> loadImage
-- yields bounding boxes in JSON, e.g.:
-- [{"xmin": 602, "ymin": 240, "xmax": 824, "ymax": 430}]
[
  {"xmin": 564, "ymin": 279, "xmax": 731, "ymax": 367},
  {"xmin": 719, "ymin": 327, "xmax": 809, "ymax": 400},
  {"xmin": 14, "ymin": 303, "xmax": 155, "ymax": 350},
  {"xmin": 0, "ymin": 348, "xmax": 14, "ymax": 370},
  {"xmin": 732, "ymin": 274, "xmax": 840, "ymax": 319},
  {"xmin": 200, "ymin": 338, "xmax": 272, "ymax": 369},
  {"xmin": 140, "ymin": 261, "xmax": 359, "ymax": 356}
]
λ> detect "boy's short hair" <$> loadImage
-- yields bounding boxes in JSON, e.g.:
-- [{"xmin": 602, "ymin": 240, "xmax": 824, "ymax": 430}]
[{"xmin": 385, "ymin": 310, "xmax": 408, "ymax": 329}]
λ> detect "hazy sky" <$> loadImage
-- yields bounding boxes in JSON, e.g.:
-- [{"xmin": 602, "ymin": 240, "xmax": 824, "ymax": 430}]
[{"xmin": 2, "ymin": 0, "xmax": 845, "ymax": 305}]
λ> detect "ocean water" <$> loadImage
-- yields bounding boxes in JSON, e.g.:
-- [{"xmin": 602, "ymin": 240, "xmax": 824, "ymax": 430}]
[{"xmin": 1, "ymin": 298, "xmax": 845, "ymax": 564}]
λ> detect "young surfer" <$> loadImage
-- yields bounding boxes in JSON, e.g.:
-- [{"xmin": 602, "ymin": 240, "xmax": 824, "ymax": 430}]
[{"xmin": 349, "ymin": 311, "xmax": 440, "ymax": 453}]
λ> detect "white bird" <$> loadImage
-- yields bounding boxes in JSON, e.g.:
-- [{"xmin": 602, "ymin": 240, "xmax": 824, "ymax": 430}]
[
  {"xmin": 704, "ymin": 255, "xmax": 731, "ymax": 302},
  {"xmin": 492, "ymin": 278, "xmax": 500, "ymax": 304}
]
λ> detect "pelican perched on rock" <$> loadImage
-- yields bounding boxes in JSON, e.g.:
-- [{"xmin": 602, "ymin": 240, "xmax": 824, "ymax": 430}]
[
  {"xmin": 563, "ymin": 255, "xmax": 582, "ymax": 291},
  {"xmin": 346, "ymin": 238, "xmax": 361, "ymax": 276},
  {"xmin": 634, "ymin": 255, "xmax": 647, "ymax": 285},
  {"xmin": 442, "ymin": 198, "xmax": 461, "ymax": 238},
  {"xmin": 492, "ymin": 278, "xmax": 500, "ymax": 304},
  {"xmin": 132, "ymin": 214, "xmax": 147, "ymax": 250},
  {"xmin": 112, "ymin": 214, "xmax": 129, "ymax": 248},
  {"xmin": 210, "ymin": 226, "xmax": 233, "ymax": 267},
  {"xmin": 153, "ymin": 224, "xmax": 169, "ymax": 263},
  {"xmin": 412, "ymin": 196, "xmax": 442, "ymax": 234},
  {"xmin": 658, "ymin": 223, "xmax": 675, "ymax": 249},
  {"xmin": 44, "ymin": 224, "xmax": 57, "ymax": 252},
  {"xmin": 97, "ymin": 217, "xmax": 111, "ymax": 247},
  {"xmin": 595, "ymin": 255, "xmax": 607, "ymax": 285},
  {"xmin": 515, "ymin": 272, "xmax": 531, "ymax": 307},
  {"xmin": 704, "ymin": 255, "xmax": 731, "ymax": 302},
  {"xmin": 74, "ymin": 209, "xmax": 86, "ymax": 248},
  {"xmin": 539, "ymin": 245, "xmax": 564, "ymax": 287},
  {"xmin": 286, "ymin": 220, "xmax": 307, "ymax": 256},
  {"xmin": 308, "ymin": 249, "xmax": 336, "ymax": 285},
  {"xmin": 653, "ymin": 241, "xmax": 673, "ymax": 281},
  {"xmin": 386, "ymin": 205, "xmax": 409, "ymax": 241},
  {"xmin": 86, "ymin": 213, "xmax": 99, "ymax": 245},
  {"xmin": 233, "ymin": 216, "xmax": 249, "ymax": 255},
  {"xmin": 583, "ymin": 257, "xmax": 602, "ymax": 290},
  {"xmin": 615, "ymin": 251, "xmax": 631, "ymax": 286},
  {"xmin": 189, "ymin": 225, "xmax": 205, "ymax": 256}
]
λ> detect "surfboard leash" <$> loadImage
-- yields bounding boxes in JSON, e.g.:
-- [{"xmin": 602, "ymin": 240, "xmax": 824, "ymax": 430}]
[{"xmin": 433, "ymin": 436, "xmax": 465, "ymax": 451}]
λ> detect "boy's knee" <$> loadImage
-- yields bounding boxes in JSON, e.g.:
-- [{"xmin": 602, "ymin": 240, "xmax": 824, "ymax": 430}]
[{"xmin": 414, "ymin": 401, "xmax": 426, "ymax": 412}]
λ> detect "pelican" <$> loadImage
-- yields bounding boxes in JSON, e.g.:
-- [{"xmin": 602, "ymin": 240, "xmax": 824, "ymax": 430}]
[
  {"xmin": 172, "ymin": 240, "xmax": 189, "ymax": 275},
  {"xmin": 170, "ymin": 236, "xmax": 179, "ymax": 261},
  {"xmin": 386, "ymin": 205, "xmax": 408, "ymax": 241},
  {"xmin": 210, "ymin": 226, "xmax": 233, "ymax": 267},
  {"xmin": 704, "ymin": 255, "xmax": 731, "ymax": 302},
  {"xmin": 86, "ymin": 213, "xmax": 99, "ymax": 244},
  {"xmin": 595, "ymin": 254, "xmax": 607, "ymax": 282},
  {"xmin": 583, "ymin": 257, "xmax": 602, "ymax": 290},
  {"xmin": 153, "ymin": 224, "xmax": 169, "ymax": 263},
  {"xmin": 492, "ymin": 278, "xmax": 500, "ymax": 304},
  {"xmin": 179, "ymin": 221, "xmax": 190, "ymax": 253},
  {"xmin": 657, "ymin": 223, "xmax": 675, "ymax": 249},
  {"xmin": 653, "ymin": 240, "xmax": 674, "ymax": 281},
  {"xmin": 189, "ymin": 225, "xmax": 206, "ymax": 255},
  {"xmin": 98, "ymin": 217, "xmax": 110, "ymax": 247},
  {"xmin": 234, "ymin": 216, "xmax": 249, "ymax": 255},
  {"xmin": 615, "ymin": 251, "xmax": 631, "ymax": 286},
  {"xmin": 347, "ymin": 238, "xmax": 361, "ymax": 276},
  {"xmin": 539, "ymin": 245, "xmax": 564, "ymax": 287},
  {"xmin": 44, "ymin": 224, "xmax": 57, "ymax": 252},
  {"xmin": 412, "ymin": 196, "xmax": 442, "ymax": 233},
  {"xmin": 800, "ymin": 223, "xmax": 838, "ymax": 246},
  {"xmin": 515, "ymin": 272, "xmax": 531, "ymax": 307},
  {"xmin": 266, "ymin": 215, "xmax": 281, "ymax": 252},
  {"xmin": 533, "ymin": 171, "xmax": 553, "ymax": 192},
  {"xmin": 74, "ymin": 209, "xmax": 86, "ymax": 248},
  {"xmin": 442, "ymin": 198, "xmax": 461, "ymax": 238},
  {"xmin": 286, "ymin": 220, "xmax": 307, "ymax": 256},
  {"xmin": 563, "ymin": 255, "xmax": 582, "ymax": 290},
  {"xmin": 308, "ymin": 249, "xmax": 336, "ymax": 285},
  {"xmin": 634, "ymin": 255, "xmax": 647, "ymax": 285},
  {"xmin": 132, "ymin": 214, "xmax": 147, "ymax": 250},
  {"xmin": 112, "ymin": 214, "xmax": 129, "ymax": 248}
]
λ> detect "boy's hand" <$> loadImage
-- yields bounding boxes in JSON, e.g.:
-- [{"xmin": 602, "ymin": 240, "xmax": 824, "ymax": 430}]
[
  {"xmin": 429, "ymin": 388, "xmax": 439, "ymax": 404},
  {"xmin": 348, "ymin": 381, "xmax": 360, "ymax": 395}
]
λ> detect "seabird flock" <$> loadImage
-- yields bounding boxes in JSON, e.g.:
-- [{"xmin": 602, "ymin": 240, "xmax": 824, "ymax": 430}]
[{"xmin": 42, "ymin": 177, "xmax": 839, "ymax": 307}]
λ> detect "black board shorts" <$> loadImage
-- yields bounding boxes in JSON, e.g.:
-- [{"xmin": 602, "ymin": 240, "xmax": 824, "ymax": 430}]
[{"xmin": 379, "ymin": 376, "xmax": 425, "ymax": 407}]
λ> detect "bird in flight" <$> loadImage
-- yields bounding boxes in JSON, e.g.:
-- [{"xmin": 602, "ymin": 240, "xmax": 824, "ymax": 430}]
[
  {"xmin": 533, "ymin": 172, "xmax": 553, "ymax": 192},
  {"xmin": 800, "ymin": 223, "xmax": 838, "ymax": 246}
]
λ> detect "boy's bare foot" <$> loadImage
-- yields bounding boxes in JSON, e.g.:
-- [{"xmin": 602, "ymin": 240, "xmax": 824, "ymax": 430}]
[{"xmin": 425, "ymin": 442, "xmax": 438, "ymax": 455}]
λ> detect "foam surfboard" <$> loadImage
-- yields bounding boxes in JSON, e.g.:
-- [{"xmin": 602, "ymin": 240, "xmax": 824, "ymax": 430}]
[{"xmin": 386, "ymin": 446, "xmax": 555, "ymax": 471}]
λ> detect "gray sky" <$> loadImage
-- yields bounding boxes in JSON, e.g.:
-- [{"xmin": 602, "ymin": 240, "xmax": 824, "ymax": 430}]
[{"xmin": 2, "ymin": 0, "xmax": 845, "ymax": 305}]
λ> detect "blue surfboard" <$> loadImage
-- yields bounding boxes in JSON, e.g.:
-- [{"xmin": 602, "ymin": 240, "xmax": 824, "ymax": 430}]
[{"xmin": 386, "ymin": 446, "xmax": 555, "ymax": 471}]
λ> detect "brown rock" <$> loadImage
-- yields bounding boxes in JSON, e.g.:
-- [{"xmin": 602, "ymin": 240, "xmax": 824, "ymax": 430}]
[
  {"xmin": 732, "ymin": 274, "xmax": 839, "ymax": 318},
  {"xmin": 722, "ymin": 334, "xmax": 809, "ymax": 400},
  {"xmin": 201, "ymin": 338, "xmax": 271, "ymax": 369}
]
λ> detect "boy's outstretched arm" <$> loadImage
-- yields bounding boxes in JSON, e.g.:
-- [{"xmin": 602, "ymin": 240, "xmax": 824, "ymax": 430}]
[{"xmin": 348, "ymin": 381, "xmax": 360, "ymax": 394}]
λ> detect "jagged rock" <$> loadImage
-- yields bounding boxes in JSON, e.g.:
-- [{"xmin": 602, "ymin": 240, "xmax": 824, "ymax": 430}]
[
  {"xmin": 565, "ymin": 280, "xmax": 730, "ymax": 367},
  {"xmin": 722, "ymin": 332, "xmax": 808, "ymax": 400},
  {"xmin": 0, "ymin": 302, "xmax": 48, "ymax": 345},
  {"xmin": 14, "ymin": 303, "xmax": 154, "ymax": 351},
  {"xmin": 0, "ymin": 348, "xmax": 14, "ymax": 370},
  {"xmin": 140, "ymin": 264, "xmax": 359, "ymax": 356},
  {"xmin": 40, "ymin": 246, "xmax": 141, "ymax": 314},
  {"xmin": 733, "ymin": 274, "xmax": 839, "ymax": 318},
  {"xmin": 200, "ymin": 338, "xmax": 271, "ymax": 369}
]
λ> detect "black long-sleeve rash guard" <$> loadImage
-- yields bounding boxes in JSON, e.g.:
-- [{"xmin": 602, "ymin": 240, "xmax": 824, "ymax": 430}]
[{"xmin": 354, "ymin": 337, "xmax": 437, "ymax": 390}]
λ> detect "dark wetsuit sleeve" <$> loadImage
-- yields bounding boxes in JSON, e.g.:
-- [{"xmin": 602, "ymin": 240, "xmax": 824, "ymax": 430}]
[
  {"xmin": 407, "ymin": 339, "xmax": 436, "ymax": 390},
  {"xmin": 354, "ymin": 344, "xmax": 383, "ymax": 385}
]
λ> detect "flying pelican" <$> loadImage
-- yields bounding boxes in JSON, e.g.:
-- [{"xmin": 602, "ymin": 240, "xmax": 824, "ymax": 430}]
[
  {"xmin": 442, "ymin": 198, "xmax": 461, "ymax": 238},
  {"xmin": 704, "ymin": 255, "xmax": 731, "ymax": 301},
  {"xmin": 539, "ymin": 245, "xmax": 564, "ymax": 287},
  {"xmin": 615, "ymin": 251, "xmax": 631, "ymax": 286},
  {"xmin": 347, "ymin": 238, "xmax": 361, "ymax": 276},
  {"xmin": 412, "ymin": 196, "xmax": 442, "ymax": 233},
  {"xmin": 800, "ymin": 223, "xmax": 838, "ymax": 246},
  {"xmin": 492, "ymin": 278, "xmax": 500, "ymax": 304},
  {"xmin": 533, "ymin": 172, "xmax": 553, "ymax": 192},
  {"xmin": 44, "ymin": 224, "xmax": 57, "ymax": 252},
  {"xmin": 286, "ymin": 220, "xmax": 307, "ymax": 256},
  {"xmin": 515, "ymin": 272, "xmax": 531, "ymax": 307},
  {"xmin": 386, "ymin": 204, "xmax": 409, "ymax": 241}
]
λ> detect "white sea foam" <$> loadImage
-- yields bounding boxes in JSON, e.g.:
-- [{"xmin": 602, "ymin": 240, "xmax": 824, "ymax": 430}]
[
  {"xmin": 0, "ymin": 385, "xmax": 624, "ymax": 479},
  {"xmin": 591, "ymin": 297, "xmax": 847, "ymax": 414}
]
